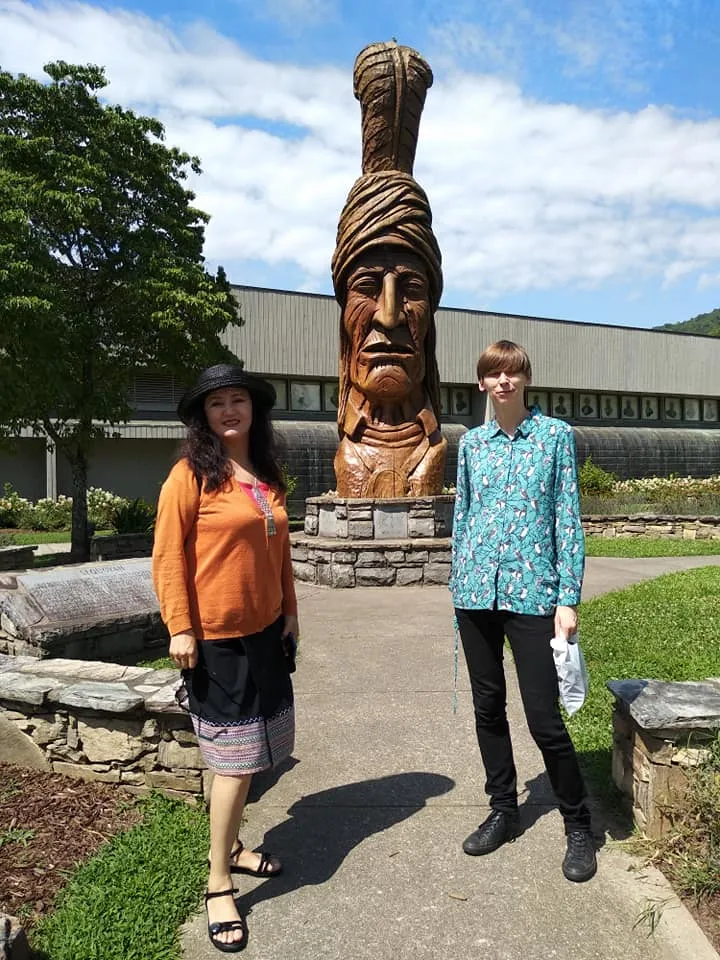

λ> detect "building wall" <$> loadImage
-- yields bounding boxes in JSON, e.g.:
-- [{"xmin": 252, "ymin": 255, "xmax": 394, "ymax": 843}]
[
  {"xmin": 57, "ymin": 439, "xmax": 178, "ymax": 502},
  {"xmin": 228, "ymin": 285, "xmax": 720, "ymax": 398},
  {"xmin": 3, "ymin": 286, "xmax": 720, "ymax": 507},
  {"xmin": 0, "ymin": 439, "xmax": 47, "ymax": 501}
]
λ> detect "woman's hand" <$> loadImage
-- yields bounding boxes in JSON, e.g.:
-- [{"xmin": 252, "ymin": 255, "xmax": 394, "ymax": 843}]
[
  {"xmin": 169, "ymin": 631, "xmax": 198, "ymax": 670},
  {"xmin": 282, "ymin": 615, "xmax": 299, "ymax": 640},
  {"xmin": 554, "ymin": 605, "xmax": 578, "ymax": 640}
]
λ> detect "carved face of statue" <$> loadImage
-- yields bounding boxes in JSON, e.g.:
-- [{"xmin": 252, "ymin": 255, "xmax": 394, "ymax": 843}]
[{"xmin": 344, "ymin": 248, "xmax": 430, "ymax": 403}]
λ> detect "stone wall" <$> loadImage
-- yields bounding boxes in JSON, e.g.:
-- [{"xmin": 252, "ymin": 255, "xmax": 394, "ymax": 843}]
[
  {"xmin": 291, "ymin": 536, "xmax": 451, "ymax": 587},
  {"xmin": 0, "ymin": 653, "xmax": 208, "ymax": 801},
  {"xmin": 90, "ymin": 533, "xmax": 153, "ymax": 561},
  {"xmin": 0, "ymin": 547, "xmax": 35, "ymax": 572},
  {"xmin": 584, "ymin": 515, "xmax": 720, "ymax": 539},
  {"xmin": 608, "ymin": 678, "xmax": 720, "ymax": 837}
]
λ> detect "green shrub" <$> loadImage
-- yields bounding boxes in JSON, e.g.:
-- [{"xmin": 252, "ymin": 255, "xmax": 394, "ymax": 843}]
[
  {"xmin": 0, "ymin": 483, "xmax": 32, "ymax": 528},
  {"xmin": 0, "ymin": 532, "xmax": 16, "ymax": 547},
  {"xmin": 111, "ymin": 498, "xmax": 156, "ymax": 534},
  {"xmin": 25, "ymin": 495, "xmax": 73, "ymax": 531},
  {"xmin": 578, "ymin": 456, "xmax": 616, "ymax": 495},
  {"xmin": 281, "ymin": 463, "xmax": 298, "ymax": 497},
  {"xmin": 88, "ymin": 487, "xmax": 128, "ymax": 528}
]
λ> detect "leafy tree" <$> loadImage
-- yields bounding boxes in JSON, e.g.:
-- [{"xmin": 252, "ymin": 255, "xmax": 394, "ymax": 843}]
[
  {"xmin": 655, "ymin": 306, "xmax": 720, "ymax": 336},
  {"xmin": 0, "ymin": 62, "xmax": 240, "ymax": 558}
]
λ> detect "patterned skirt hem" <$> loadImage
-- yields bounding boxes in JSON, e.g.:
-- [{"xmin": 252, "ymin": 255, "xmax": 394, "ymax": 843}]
[{"xmin": 191, "ymin": 702, "xmax": 295, "ymax": 776}]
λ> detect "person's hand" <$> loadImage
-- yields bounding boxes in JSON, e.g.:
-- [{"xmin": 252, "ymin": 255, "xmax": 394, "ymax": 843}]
[
  {"xmin": 282, "ymin": 615, "xmax": 299, "ymax": 640},
  {"xmin": 554, "ymin": 605, "xmax": 578, "ymax": 640},
  {"xmin": 169, "ymin": 631, "xmax": 198, "ymax": 670}
]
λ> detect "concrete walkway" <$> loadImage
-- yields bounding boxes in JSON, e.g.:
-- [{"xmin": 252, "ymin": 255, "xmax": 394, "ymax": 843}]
[{"xmin": 182, "ymin": 557, "xmax": 720, "ymax": 960}]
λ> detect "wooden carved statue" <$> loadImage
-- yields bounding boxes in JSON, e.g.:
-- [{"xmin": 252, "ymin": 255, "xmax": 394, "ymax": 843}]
[{"xmin": 331, "ymin": 41, "xmax": 447, "ymax": 498}]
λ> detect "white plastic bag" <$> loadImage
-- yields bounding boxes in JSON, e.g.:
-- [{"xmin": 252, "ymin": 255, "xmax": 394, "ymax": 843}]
[{"xmin": 550, "ymin": 633, "xmax": 588, "ymax": 716}]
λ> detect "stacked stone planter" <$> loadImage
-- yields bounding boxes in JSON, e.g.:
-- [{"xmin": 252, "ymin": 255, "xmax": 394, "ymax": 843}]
[
  {"xmin": 90, "ymin": 532, "xmax": 153, "ymax": 561},
  {"xmin": 292, "ymin": 496, "xmax": 454, "ymax": 587},
  {"xmin": 0, "ymin": 653, "xmax": 207, "ymax": 800},
  {"xmin": 0, "ymin": 546, "xmax": 36, "ymax": 572},
  {"xmin": 608, "ymin": 678, "xmax": 720, "ymax": 837},
  {"xmin": 583, "ymin": 515, "xmax": 720, "ymax": 539}
]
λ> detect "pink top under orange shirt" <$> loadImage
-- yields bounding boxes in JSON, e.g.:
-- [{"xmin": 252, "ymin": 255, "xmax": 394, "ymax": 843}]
[{"xmin": 152, "ymin": 458, "xmax": 298, "ymax": 640}]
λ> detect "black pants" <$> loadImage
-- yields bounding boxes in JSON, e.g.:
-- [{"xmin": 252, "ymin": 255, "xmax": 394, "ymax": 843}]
[{"xmin": 456, "ymin": 607, "xmax": 591, "ymax": 833}]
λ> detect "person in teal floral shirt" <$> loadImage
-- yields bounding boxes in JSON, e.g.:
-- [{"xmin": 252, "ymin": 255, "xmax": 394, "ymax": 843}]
[{"xmin": 450, "ymin": 340, "xmax": 596, "ymax": 883}]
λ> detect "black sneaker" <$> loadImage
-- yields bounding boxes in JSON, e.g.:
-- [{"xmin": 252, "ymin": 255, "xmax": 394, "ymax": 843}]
[
  {"xmin": 562, "ymin": 830, "xmax": 597, "ymax": 882},
  {"xmin": 462, "ymin": 810, "xmax": 522, "ymax": 856}
]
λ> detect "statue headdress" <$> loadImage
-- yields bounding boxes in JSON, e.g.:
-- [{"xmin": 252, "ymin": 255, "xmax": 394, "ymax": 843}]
[{"xmin": 332, "ymin": 41, "xmax": 443, "ymax": 427}]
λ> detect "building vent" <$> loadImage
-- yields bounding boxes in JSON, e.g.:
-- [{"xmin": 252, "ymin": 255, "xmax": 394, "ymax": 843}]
[{"xmin": 131, "ymin": 374, "xmax": 186, "ymax": 412}]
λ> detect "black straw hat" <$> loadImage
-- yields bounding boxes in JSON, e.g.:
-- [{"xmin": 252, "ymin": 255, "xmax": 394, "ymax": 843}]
[{"xmin": 177, "ymin": 364, "xmax": 276, "ymax": 424}]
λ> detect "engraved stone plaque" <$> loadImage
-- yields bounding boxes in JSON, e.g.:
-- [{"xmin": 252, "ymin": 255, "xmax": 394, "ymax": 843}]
[{"xmin": 0, "ymin": 559, "xmax": 166, "ymax": 660}]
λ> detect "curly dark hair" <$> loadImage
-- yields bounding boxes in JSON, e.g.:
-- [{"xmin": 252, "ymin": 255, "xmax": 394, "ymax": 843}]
[{"xmin": 178, "ymin": 401, "xmax": 286, "ymax": 494}]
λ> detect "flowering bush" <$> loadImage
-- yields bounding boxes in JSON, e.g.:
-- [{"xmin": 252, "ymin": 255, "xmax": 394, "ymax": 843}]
[
  {"xmin": 0, "ymin": 484, "xmax": 134, "ymax": 531},
  {"xmin": 27, "ymin": 495, "xmax": 73, "ymax": 531},
  {"xmin": 88, "ymin": 487, "xmax": 127, "ymax": 528},
  {"xmin": 0, "ymin": 484, "xmax": 32, "ymax": 528},
  {"xmin": 613, "ymin": 475, "xmax": 720, "ymax": 500}
]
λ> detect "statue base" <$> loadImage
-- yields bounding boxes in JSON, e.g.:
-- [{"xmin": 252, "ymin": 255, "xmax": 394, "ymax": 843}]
[{"xmin": 291, "ymin": 496, "xmax": 454, "ymax": 588}]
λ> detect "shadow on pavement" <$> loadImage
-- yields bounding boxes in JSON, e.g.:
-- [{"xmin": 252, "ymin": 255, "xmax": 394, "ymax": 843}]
[
  {"xmin": 237, "ymin": 771, "xmax": 455, "ymax": 916},
  {"xmin": 518, "ymin": 771, "xmax": 557, "ymax": 833}
]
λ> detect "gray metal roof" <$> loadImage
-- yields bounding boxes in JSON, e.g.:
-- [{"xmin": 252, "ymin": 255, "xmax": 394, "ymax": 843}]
[{"xmin": 227, "ymin": 284, "xmax": 720, "ymax": 396}]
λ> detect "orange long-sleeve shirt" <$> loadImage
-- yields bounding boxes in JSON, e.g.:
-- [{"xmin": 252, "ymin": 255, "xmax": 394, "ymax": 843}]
[{"xmin": 152, "ymin": 458, "xmax": 298, "ymax": 640}]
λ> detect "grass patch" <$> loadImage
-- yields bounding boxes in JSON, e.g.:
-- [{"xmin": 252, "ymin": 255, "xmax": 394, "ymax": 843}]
[
  {"xmin": 658, "ymin": 735, "xmax": 720, "ymax": 902},
  {"xmin": 569, "ymin": 567, "xmax": 720, "ymax": 800},
  {"xmin": 0, "ymin": 529, "xmax": 114, "ymax": 545},
  {"xmin": 31, "ymin": 792, "xmax": 210, "ymax": 960},
  {"xmin": 137, "ymin": 656, "xmax": 175, "ymax": 670},
  {"xmin": 627, "ymin": 735, "xmax": 720, "ymax": 937},
  {"xmin": 0, "ymin": 826, "xmax": 35, "ymax": 848},
  {"xmin": 585, "ymin": 536, "xmax": 720, "ymax": 557},
  {"xmin": 581, "ymin": 493, "xmax": 720, "ymax": 515}
]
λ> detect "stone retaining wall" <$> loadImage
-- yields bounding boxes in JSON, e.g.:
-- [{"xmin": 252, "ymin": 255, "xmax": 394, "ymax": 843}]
[
  {"xmin": 0, "ymin": 547, "xmax": 36, "ymax": 572},
  {"xmin": 0, "ymin": 653, "xmax": 207, "ymax": 801},
  {"xmin": 291, "ymin": 536, "xmax": 451, "ymax": 587},
  {"xmin": 90, "ymin": 532, "xmax": 153, "ymax": 561},
  {"xmin": 607, "ymin": 678, "xmax": 720, "ymax": 837},
  {"xmin": 584, "ymin": 515, "xmax": 720, "ymax": 539}
]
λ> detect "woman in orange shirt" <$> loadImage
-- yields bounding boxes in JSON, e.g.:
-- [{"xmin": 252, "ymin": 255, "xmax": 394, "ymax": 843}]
[{"xmin": 152, "ymin": 364, "xmax": 299, "ymax": 953}]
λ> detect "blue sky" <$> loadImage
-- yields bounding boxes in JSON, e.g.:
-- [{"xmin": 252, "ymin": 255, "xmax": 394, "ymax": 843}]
[{"xmin": 2, "ymin": 0, "xmax": 720, "ymax": 328}]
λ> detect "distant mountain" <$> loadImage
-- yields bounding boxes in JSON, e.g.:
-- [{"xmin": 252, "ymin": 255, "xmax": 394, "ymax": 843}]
[{"xmin": 654, "ymin": 307, "xmax": 720, "ymax": 336}]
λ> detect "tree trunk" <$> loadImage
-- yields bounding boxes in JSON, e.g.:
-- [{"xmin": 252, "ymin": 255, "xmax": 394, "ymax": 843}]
[{"xmin": 69, "ymin": 450, "xmax": 90, "ymax": 562}]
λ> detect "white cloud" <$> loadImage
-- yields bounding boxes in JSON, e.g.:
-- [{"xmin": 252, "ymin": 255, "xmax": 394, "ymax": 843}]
[
  {"xmin": 1, "ymin": 1, "xmax": 720, "ymax": 306},
  {"xmin": 429, "ymin": 0, "xmax": 681, "ymax": 94},
  {"xmin": 699, "ymin": 272, "xmax": 720, "ymax": 290},
  {"xmin": 233, "ymin": 0, "xmax": 337, "ymax": 28}
]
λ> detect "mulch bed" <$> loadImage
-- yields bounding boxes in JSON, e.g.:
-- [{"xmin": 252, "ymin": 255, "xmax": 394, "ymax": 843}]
[
  {"xmin": 682, "ymin": 893, "xmax": 720, "ymax": 952},
  {"xmin": 0, "ymin": 762, "xmax": 717, "ymax": 951},
  {"xmin": 0, "ymin": 762, "xmax": 141, "ymax": 927}
]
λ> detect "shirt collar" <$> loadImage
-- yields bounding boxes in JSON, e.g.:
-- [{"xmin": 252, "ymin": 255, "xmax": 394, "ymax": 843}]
[{"xmin": 489, "ymin": 404, "xmax": 540, "ymax": 440}]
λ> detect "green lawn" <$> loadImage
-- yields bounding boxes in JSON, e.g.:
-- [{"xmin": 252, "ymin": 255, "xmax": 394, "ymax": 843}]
[
  {"xmin": 585, "ymin": 535, "xmax": 720, "ymax": 557},
  {"xmin": 32, "ymin": 793, "xmax": 210, "ymax": 960},
  {"xmin": 1, "ymin": 530, "xmax": 114, "ymax": 545},
  {"xmin": 569, "ymin": 566, "xmax": 720, "ymax": 796}
]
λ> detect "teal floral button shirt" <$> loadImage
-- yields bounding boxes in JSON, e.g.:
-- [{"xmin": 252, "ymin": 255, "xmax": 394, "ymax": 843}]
[{"xmin": 449, "ymin": 407, "xmax": 585, "ymax": 615}]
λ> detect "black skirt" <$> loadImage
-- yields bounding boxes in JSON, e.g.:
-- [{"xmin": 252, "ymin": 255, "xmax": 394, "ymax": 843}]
[{"xmin": 179, "ymin": 616, "xmax": 295, "ymax": 775}]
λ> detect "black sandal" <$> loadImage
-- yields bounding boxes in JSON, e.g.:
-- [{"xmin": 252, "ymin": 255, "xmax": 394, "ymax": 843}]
[
  {"xmin": 205, "ymin": 888, "xmax": 246, "ymax": 953},
  {"xmin": 229, "ymin": 841, "xmax": 283, "ymax": 877}
]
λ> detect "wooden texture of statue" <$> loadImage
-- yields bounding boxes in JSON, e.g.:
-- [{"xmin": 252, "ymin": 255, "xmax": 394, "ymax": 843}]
[{"xmin": 331, "ymin": 42, "xmax": 447, "ymax": 498}]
